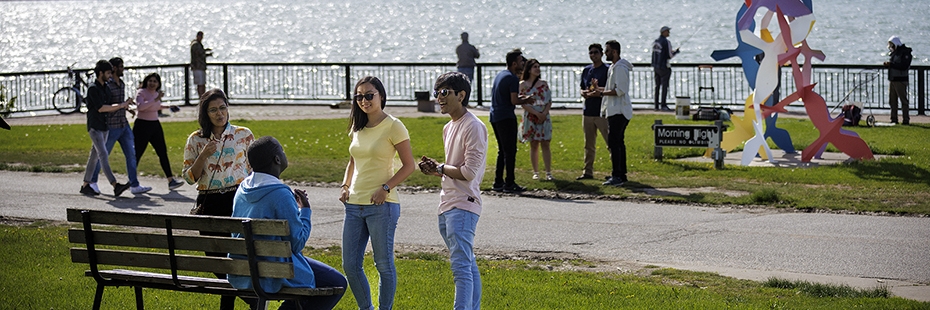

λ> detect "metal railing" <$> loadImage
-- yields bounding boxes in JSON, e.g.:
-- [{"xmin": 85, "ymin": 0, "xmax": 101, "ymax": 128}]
[{"xmin": 1, "ymin": 62, "xmax": 926, "ymax": 115}]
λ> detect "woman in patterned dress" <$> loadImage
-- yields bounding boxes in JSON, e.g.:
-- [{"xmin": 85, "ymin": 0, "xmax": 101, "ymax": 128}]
[{"xmin": 518, "ymin": 59, "xmax": 554, "ymax": 180}]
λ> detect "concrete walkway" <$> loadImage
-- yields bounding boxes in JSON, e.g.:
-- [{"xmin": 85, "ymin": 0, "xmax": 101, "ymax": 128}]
[{"xmin": 2, "ymin": 105, "xmax": 930, "ymax": 302}]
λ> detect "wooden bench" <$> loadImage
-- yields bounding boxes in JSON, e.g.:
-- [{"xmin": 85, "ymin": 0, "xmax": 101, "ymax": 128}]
[{"xmin": 67, "ymin": 208, "xmax": 345, "ymax": 310}]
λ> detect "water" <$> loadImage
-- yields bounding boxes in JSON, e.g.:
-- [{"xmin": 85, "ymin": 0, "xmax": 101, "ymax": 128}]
[{"xmin": 1, "ymin": 0, "xmax": 928, "ymax": 73}]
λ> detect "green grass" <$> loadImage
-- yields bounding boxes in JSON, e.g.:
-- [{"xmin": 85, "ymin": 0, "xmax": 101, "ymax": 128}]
[
  {"xmin": 2, "ymin": 223, "xmax": 926, "ymax": 309},
  {"xmin": 2, "ymin": 114, "xmax": 929, "ymax": 214}
]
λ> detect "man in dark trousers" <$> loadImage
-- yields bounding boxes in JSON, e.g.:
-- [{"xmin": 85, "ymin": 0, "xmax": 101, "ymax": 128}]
[
  {"xmin": 884, "ymin": 35, "xmax": 913, "ymax": 125},
  {"xmin": 651, "ymin": 26, "xmax": 680, "ymax": 111},
  {"xmin": 489, "ymin": 49, "xmax": 531, "ymax": 193}
]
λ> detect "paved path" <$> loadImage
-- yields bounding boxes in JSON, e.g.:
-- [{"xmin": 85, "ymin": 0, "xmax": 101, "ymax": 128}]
[
  {"xmin": 1, "ymin": 170, "xmax": 928, "ymax": 301},
  {"xmin": 3, "ymin": 105, "xmax": 930, "ymax": 301}
]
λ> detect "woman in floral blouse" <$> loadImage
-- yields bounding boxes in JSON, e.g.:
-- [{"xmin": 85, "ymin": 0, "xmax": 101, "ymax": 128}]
[
  {"xmin": 518, "ymin": 58, "xmax": 554, "ymax": 181},
  {"xmin": 181, "ymin": 88, "xmax": 254, "ymax": 309}
]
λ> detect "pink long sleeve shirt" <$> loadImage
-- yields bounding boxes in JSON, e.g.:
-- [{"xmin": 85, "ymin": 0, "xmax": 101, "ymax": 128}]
[
  {"xmin": 438, "ymin": 111, "xmax": 489, "ymax": 216},
  {"xmin": 135, "ymin": 88, "xmax": 163, "ymax": 121}
]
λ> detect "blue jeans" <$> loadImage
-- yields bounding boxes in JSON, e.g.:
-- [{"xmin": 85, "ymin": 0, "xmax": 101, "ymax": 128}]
[
  {"xmin": 342, "ymin": 202, "xmax": 400, "ymax": 310},
  {"xmin": 91, "ymin": 125, "xmax": 139, "ymax": 187},
  {"xmin": 457, "ymin": 67, "xmax": 475, "ymax": 84},
  {"xmin": 438, "ymin": 208, "xmax": 481, "ymax": 310},
  {"xmin": 278, "ymin": 256, "xmax": 348, "ymax": 310}
]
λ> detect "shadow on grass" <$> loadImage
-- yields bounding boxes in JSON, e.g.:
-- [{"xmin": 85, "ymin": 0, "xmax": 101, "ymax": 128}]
[
  {"xmin": 850, "ymin": 161, "xmax": 930, "ymax": 186},
  {"xmin": 105, "ymin": 192, "xmax": 195, "ymax": 211}
]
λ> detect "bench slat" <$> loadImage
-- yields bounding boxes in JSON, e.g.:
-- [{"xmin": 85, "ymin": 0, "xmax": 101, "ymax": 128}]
[
  {"xmin": 68, "ymin": 229, "xmax": 291, "ymax": 257},
  {"xmin": 91, "ymin": 269, "xmax": 344, "ymax": 296},
  {"xmin": 66, "ymin": 208, "xmax": 289, "ymax": 236},
  {"xmin": 71, "ymin": 248, "xmax": 295, "ymax": 278}
]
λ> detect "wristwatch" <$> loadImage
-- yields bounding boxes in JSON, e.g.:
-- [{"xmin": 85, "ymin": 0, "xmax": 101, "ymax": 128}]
[
  {"xmin": 381, "ymin": 184, "xmax": 391, "ymax": 193},
  {"xmin": 437, "ymin": 164, "xmax": 445, "ymax": 176}
]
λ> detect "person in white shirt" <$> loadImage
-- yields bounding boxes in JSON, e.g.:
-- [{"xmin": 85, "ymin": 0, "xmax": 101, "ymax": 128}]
[{"xmin": 593, "ymin": 40, "xmax": 633, "ymax": 187}]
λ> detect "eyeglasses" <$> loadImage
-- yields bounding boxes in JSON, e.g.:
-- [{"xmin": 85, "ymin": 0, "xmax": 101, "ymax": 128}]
[
  {"xmin": 207, "ymin": 105, "xmax": 228, "ymax": 114},
  {"xmin": 354, "ymin": 93, "xmax": 376, "ymax": 101},
  {"xmin": 433, "ymin": 89, "xmax": 455, "ymax": 98}
]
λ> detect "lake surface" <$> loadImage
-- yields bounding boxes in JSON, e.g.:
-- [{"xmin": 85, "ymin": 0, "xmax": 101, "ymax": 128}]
[{"xmin": 1, "ymin": 0, "xmax": 927, "ymax": 73}]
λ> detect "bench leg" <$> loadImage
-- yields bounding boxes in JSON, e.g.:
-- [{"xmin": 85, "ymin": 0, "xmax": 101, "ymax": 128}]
[
  {"xmin": 134, "ymin": 286, "xmax": 144, "ymax": 310},
  {"xmin": 92, "ymin": 284, "xmax": 105, "ymax": 310}
]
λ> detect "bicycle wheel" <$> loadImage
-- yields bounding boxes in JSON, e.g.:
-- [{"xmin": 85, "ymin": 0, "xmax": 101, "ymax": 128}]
[{"xmin": 52, "ymin": 87, "xmax": 81, "ymax": 114}]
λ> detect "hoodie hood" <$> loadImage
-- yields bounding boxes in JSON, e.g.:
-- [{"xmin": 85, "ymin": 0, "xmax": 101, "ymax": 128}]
[
  {"xmin": 615, "ymin": 58, "xmax": 633, "ymax": 71},
  {"xmin": 238, "ymin": 172, "xmax": 288, "ymax": 203},
  {"xmin": 889, "ymin": 36, "xmax": 902, "ymax": 47}
]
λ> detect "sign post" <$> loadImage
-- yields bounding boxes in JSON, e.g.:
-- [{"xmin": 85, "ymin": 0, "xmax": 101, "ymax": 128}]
[{"xmin": 653, "ymin": 120, "xmax": 726, "ymax": 169}]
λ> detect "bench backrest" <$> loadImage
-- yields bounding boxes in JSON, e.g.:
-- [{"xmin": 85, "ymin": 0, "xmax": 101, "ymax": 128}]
[{"xmin": 67, "ymin": 208, "xmax": 295, "ymax": 279}]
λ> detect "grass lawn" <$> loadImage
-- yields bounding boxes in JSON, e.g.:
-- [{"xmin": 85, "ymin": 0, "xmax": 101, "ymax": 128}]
[
  {"xmin": 1, "ymin": 223, "xmax": 924, "ymax": 309},
  {"xmin": 1, "ymin": 114, "xmax": 928, "ymax": 214}
]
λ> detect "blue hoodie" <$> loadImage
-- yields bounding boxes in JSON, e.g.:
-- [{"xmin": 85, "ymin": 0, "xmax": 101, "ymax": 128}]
[{"xmin": 227, "ymin": 172, "xmax": 315, "ymax": 292}]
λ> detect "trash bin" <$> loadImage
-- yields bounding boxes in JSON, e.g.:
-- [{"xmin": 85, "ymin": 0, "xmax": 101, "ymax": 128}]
[
  {"xmin": 415, "ymin": 91, "xmax": 434, "ymax": 112},
  {"xmin": 675, "ymin": 96, "xmax": 691, "ymax": 120}
]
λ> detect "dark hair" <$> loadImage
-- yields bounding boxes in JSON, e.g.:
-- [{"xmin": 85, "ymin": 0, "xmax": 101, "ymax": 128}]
[
  {"xmin": 605, "ymin": 40, "xmax": 622, "ymax": 54},
  {"xmin": 434, "ymin": 71, "xmax": 471, "ymax": 104},
  {"xmin": 138, "ymin": 72, "xmax": 162, "ymax": 91},
  {"xmin": 348, "ymin": 76, "xmax": 387, "ymax": 132},
  {"xmin": 108, "ymin": 57, "xmax": 123, "ymax": 67},
  {"xmin": 505, "ymin": 49, "xmax": 523, "ymax": 68},
  {"xmin": 588, "ymin": 43, "xmax": 603, "ymax": 53},
  {"xmin": 197, "ymin": 88, "xmax": 229, "ymax": 138},
  {"xmin": 247, "ymin": 136, "xmax": 282, "ymax": 174},
  {"xmin": 521, "ymin": 58, "xmax": 541, "ymax": 85},
  {"xmin": 93, "ymin": 60, "xmax": 112, "ymax": 76}
]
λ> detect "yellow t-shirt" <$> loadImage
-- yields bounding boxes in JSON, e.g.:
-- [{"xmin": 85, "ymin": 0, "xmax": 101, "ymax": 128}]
[{"xmin": 347, "ymin": 115, "xmax": 410, "ymax": 205}]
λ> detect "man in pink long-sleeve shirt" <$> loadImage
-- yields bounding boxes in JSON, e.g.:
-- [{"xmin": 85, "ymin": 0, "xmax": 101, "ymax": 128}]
[{"xmin": 419, "ymin": 72, "xmax": 488, "ymax": 310}]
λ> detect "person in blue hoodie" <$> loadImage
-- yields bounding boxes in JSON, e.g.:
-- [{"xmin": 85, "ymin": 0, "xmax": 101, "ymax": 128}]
[{"xmin": 229, "ymin": 136, "xmax": 346, "ymax": 310}]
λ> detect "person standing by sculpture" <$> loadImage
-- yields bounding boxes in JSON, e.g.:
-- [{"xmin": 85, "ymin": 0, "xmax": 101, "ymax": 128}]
[{"xmin": 884, "ymin": 35, "xmax": 913, "ymax": 125}]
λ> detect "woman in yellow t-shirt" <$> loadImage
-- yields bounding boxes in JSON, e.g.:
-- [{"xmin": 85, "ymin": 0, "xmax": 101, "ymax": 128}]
[{"xmin": 338, "ymin": 76, "xmax": 415, "ymax": 310}]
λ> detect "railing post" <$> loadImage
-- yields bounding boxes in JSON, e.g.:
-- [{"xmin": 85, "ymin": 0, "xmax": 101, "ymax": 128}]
[
  {"xmin": 918, "ymin": 68, "xmax": 926, "ymax": 116},
  {"xmin": 223, "ymin": 64, "xmax": 229, "ymax": 99},
  {"xmin": 184, "ymin": 65, "xmax": 191, "ymax": 106},
  {"xmin": 476, "ymin": 64, "xmax": 483, "ymax": 107},
  {"xmin": 345, "ymin": 65, "xmax": 352, "ymax": 101}
]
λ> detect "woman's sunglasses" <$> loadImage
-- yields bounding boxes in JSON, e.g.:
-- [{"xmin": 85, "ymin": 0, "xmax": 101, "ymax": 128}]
[
  {"xmin": 433, "ymin": 89, "xmax": 455, "ymax": 98},
  {"xmin": 354, "ymin": 93, "xmax": 376, "ymax": 101}
]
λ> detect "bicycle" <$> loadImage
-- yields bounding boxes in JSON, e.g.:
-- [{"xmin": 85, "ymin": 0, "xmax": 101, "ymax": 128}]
[{"xmin": 52, "ymin": 63, "xmax": 93, "ymax": 114}]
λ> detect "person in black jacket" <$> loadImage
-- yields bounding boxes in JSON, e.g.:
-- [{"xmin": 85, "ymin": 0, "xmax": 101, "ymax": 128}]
[
  {"xmin": 80, "ymin": 60, "xmax": 131, "ymax": 196},
  {"xmin": 883, "ymin": 36, "xmax": 913, "ymax": 125},
  {"xmin": 651, "ymin": 26, "xmax": 680, "ymax": 111}
]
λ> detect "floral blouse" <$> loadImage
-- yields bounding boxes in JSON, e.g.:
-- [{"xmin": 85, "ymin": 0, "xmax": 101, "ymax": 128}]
[{"xmin": 182, "ymin": 123, "xmax": 254, "ymax": 191}]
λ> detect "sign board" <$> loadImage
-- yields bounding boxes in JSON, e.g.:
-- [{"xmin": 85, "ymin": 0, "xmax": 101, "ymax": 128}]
[{"xmin": 653, "ymin": 125, "xmax": 721, "ymax": 148}]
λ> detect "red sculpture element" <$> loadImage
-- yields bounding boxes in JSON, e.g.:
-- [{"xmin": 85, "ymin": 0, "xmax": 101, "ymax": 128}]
[{"xmin": 774, "ymin": 6, "xmax": 873, "ymax": 162}]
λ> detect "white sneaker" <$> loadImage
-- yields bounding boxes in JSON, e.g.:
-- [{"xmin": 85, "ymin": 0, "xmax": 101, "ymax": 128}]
[
  {"xmin": 89, "ymin": 183, "xmax": 101, "ymax": 194},
  {"xmin": 532, "ymin": 173, "xmax": 539, "ymax": 180},
  {"xmin": 130, "ymin": 185, "xmax": 153, "ymax": 194}
]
